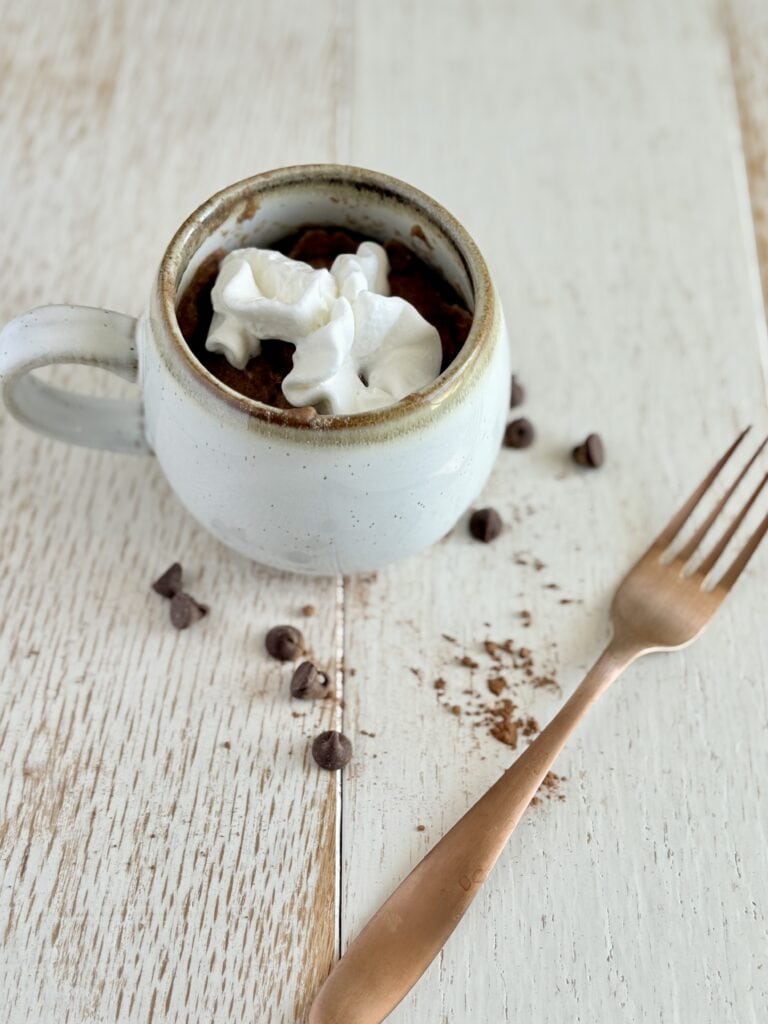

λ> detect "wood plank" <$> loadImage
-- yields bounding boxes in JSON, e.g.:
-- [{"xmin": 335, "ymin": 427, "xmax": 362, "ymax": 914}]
[
  {"xmin": 343, "ymin": 1, "xmax": 768, "ymax": 1021},
  {"xmin": 0, "ymin": 2, "xmax": 351, "ymax": 1021},
  {"xmin": 726, "ymin": 0, "xmax": 768, "ymax": 353}
]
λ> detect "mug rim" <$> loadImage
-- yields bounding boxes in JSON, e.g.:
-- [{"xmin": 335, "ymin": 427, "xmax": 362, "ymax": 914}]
[{"xmin": 156, "ymin": 163, "xmax": 495, "ymax": 431}]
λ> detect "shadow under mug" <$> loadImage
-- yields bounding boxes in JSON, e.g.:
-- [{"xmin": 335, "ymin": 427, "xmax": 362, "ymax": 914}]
[{"xmin": 0, "ymin": 165, "xmax": 510, "ymax": 575}]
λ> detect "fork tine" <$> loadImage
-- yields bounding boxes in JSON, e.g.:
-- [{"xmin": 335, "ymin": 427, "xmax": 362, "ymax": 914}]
[
  {"xmin": 655, "ymin": 427, "xmax": 751, "ymax": 550},
  {"xmin": 715, "ymin": 508, "xmax": 768, "ymax": 591},
  {"xmin": 696, "ymin": 471, "xmax": 768, "ymax": 577},
  {"xmin": 678, "ymin": 435, "xmax": 768, "ymax": 562}
]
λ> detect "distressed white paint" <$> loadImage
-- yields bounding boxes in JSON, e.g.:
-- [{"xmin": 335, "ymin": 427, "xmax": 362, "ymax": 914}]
[
  {"xmin": 343, "ymin": 1, "xmax": 768, "ymax": 1022},
  {"xmin": 0, "ymin": 3, "xmax": 347, "ymax": 1022},
  {"xmin": 2, "ymin": 1, "xmax": 768, "ymax": 1023}
]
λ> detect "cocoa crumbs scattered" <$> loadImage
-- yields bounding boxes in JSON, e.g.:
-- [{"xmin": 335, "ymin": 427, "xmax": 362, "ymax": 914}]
[
  {"xmin": 416, "ymin": 824, "xmax": 426, "ymax": 832},
  {"xmin": 488, "ymin": 700, "xmax": 519, "ymax": 747},
  {"xmin": 521, "ymin": 715, "xmax": 539, "ymax": 737},
  {"xmin": 484, "ymin": 639, "xmax": 502, "ymax": 660},
  {"xmin": 531, "ymin": 771, "xmax": 566, "ymax": 806},
  {"xmin": 533, "ymin": 675, "xmax": 560, "ymax": 692},
  {"xmin": 430, "ymin": 570, "xmax": 573, "ymax": 753}
]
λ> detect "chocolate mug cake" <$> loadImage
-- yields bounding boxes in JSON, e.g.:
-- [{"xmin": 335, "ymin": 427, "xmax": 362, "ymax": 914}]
[{"xmin": 176, "ymin": 226, "xmax": 473, "ymax": 411}]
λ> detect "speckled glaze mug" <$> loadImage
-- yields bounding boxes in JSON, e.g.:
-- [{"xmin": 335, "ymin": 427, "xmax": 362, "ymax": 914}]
[{"xmin": 0, "ymin": 165, "xmax": 510, "ymax": 574}]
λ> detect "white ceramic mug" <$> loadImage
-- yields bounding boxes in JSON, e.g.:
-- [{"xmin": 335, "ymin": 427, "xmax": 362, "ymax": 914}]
[{"xmin": 0, "ymin": 165, "xmax": 510, "ymax": 574}]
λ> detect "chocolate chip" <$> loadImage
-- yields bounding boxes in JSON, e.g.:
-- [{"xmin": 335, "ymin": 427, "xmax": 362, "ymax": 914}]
[
  {"xmin": 170, "ymin": 592, "xmax": 208, "ymax": 629},
  {"xmin": 504, "ymin": 417, "xmax": 535, "ymax": 449},
  {"xmin": 290, "ymin": 661, "xmax": 330, "ymax": 700},
  {"xmin": 311, "ymin": 730, "xmax": 352, "ymax": 771},
  {"xmin": 469, "ymin": 508, "xmax": 503, "ymax": 543},
  {"xmin": 509, "ymin": 375, "xmax": 525, "ymax": 408},
  {"xmin": 572, "ymin": 433, "xmax": 604, "ymax": 468},
  {"xmin": 265, "ymin": 625, "xmax": 304, "ymax": 661},
  {"xmin": 152, "ymin": 562, "xmax": 182, "ymax": 599},
  {"xmin": 301, "ymin": 604, "xmax": 316, "ymax": 617}
]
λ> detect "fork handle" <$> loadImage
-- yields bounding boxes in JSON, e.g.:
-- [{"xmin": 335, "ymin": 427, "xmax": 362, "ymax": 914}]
[{"xmin": 308, "ymin": 641, "xmax": 638, "ymax": 1024}]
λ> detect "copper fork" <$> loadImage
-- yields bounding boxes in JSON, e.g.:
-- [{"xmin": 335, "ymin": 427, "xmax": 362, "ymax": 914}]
[{"xmin": 309, "ymin": 428, "xmax": 768, "ymax": 1024}]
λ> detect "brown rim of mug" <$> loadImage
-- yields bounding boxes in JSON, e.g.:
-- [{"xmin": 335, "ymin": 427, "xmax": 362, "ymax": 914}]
[{"xmin": 157, "ymin": 164, "xmax": 495, "ymax": 430}]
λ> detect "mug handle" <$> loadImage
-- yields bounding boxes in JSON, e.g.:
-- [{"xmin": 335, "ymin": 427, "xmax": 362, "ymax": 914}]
[{"xmin": 0, "ymin": 304, "xmax": 150, "ymax": 454}]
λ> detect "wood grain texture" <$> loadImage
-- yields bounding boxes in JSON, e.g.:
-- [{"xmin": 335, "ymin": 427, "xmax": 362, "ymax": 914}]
[
  {"xmin": 2, "ymin": 0, "xmax": 768, "ymax": 1022},
  {"xmin": 0, "ymin": 1, "xmax": 351, "ymax": 1021},
  {"xmin": 343, "ymin": 1, "xmax": 768, "ymax": 1021},
  {"xmin": 725, "ymin": 0, "xmax": 768, "ymax": 351}
]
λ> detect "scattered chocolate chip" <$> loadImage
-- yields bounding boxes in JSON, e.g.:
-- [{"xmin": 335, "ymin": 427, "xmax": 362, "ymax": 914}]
[
  {"xmin": 312, "ymin": 730, "xmax": 352, "ymax": 771},
  {"xmin": 170, "ymin": 592, "xmax": 208, "ymax": 630},
  {"xmin": 469, "ymin": 508, "xmax": 503, "ymax": 543},
  {"xmin": 504, "ymin": 417, "xmax": 535, "ymax": 449},
  {"xmin": 290, "ymin": 661, "xmax": 330, "ymax": 700},
  {"xmin": 416, "ymin": 824, "xmax": 426, "ymax": 832},
  {"xmin": 488, "ymin": 676, "xmax": 507, "ymax": 696},
  {"xmin": 459, "ymin": 655, "xmax": 479, "ymax": 669},
  {"xmin": 152, "ymin": 562, "xmax": 182, "ymax": 599},
  {"xmin": 450, "ymin": 705, "xmax": 462, "ymax": 716},
  {"xmin": 434, "ymin": 677, "xmax": 447, "ymax": 691},
  {"xmin": 509, "ymin": 375, "xmax": 525, "ymax": 408},
  {"xmin": 265, "ymin": 625, "xmax": 304, "ymax": 661},
  {"xmin": 572, "ymin": 433, "xmax": 604, "ymax": 468},
  {"xmin": 301, "ymin": 604, "xmax": 316, "ymax": 617}
]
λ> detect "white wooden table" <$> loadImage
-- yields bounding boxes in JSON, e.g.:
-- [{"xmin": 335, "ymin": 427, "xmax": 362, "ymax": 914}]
[{"xmin": 2, "ymin": 1, "xmax": 767, "ymax": 1021}]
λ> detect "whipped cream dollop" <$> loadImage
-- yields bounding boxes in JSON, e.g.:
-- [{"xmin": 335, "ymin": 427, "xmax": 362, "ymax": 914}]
[{"xmin": 205, "ymin": 241, "xmax": 442, "ymax": 415}]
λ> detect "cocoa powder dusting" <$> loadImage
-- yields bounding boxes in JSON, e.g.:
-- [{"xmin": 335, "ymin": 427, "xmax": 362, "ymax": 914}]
[
  {"xmin": 530, "ymin": 771, "xmax": 566, "ymax": 806},
  {"xmin": 433, "ymin": 631, "xmax": 563, "ymax": 758},
  {"xmin": 487, "ymin": 700, "xmax": 519, "ymax": 747}
]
